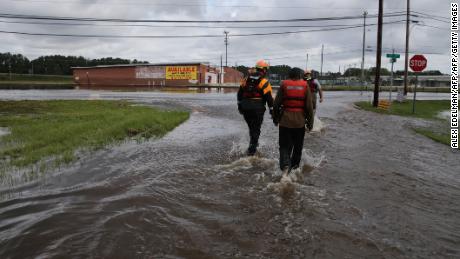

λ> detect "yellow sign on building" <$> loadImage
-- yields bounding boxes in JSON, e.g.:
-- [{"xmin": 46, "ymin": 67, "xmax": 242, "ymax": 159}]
[{"xmin": 166, "ymin": 66, "xmax": 198, "ymax": 80}]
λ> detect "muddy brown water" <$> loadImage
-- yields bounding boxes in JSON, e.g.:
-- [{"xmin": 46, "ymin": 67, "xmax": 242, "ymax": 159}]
[{"xmin": 0, "ymin": 90, "xmax": 458, "ymax": 258}]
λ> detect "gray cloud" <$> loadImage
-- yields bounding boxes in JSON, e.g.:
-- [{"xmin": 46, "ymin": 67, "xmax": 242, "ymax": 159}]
[{"xmin": 0, "ymin": 0, "xmax": 451, "ymax": 73}]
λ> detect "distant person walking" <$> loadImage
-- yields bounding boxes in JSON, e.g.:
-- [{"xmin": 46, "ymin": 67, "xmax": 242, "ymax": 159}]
[
  {"xmin": 273, "ymin": 67, "xmax": 314, "ymax": 175},
  {"xmin": 237, "ymin": 60, "xmax": 274, "ymax": 156},
  {"xmin": 304, "ymin": 69, "xmax": 324, "ymax": 113}
]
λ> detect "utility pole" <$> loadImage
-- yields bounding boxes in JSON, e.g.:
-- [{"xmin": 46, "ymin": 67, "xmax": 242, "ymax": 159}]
[
  {"xmin": 320, "ymin": 44, "xmax": 324, "ymax": 77},
  {"xmin": 403, "ymin": 0, "xmax": 410, "ymax": 95},
  {"xmin": 220, "ymin": 55, "xmax": 223, "ymax": 84},
  {"xmin": 306, "ymin": 53, "xmax": 309, "ymax": 70},
  {"xmin": 319, "ymin": 44, "xmax": 324, "ymax": 77},
  {"xmin": 224, "ymin": 31, "xmax": 229, "ymax": 67},
  {"xmin": 8, "ymin": 57, "xmax": 12, "ymax": 80},
  {"xmin": 373, "ymin": 0, "xmax": 383, "ymax": 107},
  {"xmin": 390, "ymin": 48, "xmax": 395, "ymax": 88},
  {"xmin": 361, "ymin": 11, "xmax": 368, "ymax": 88}
]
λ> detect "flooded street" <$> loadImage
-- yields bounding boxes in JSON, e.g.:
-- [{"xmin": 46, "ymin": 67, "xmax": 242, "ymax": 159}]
[{"xmin": 0, "ymin": 90, "xmax": 458, "ymax": 258}]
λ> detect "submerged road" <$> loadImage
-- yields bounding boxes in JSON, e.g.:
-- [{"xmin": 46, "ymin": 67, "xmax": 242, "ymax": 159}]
[{"xmin": 0, "ymin": 90, "xmax": 458, "ymax": 258}]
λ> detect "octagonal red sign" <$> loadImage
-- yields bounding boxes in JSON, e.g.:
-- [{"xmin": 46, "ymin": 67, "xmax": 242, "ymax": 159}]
[{"xmin": 409, "ymin": 55, "xmax": 427, "ymax": 72}]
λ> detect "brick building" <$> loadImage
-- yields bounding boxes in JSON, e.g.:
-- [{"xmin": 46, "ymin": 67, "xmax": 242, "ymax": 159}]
[{"xmin": 72, "ymin": 63, "xmax": 243, "ymax": 88}]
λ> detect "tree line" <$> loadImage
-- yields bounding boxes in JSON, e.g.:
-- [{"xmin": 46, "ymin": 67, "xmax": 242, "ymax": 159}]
[
  {"xmin": 236, "ymin": 65, "xmax": 443, "ymax": 81},
  {"xmin": 0, "ymin": 52, "xmax": 148, "ymax": 75},
  {"xmin": 1, "ymin": 52, "xmax": 443, "ymax": 78}
]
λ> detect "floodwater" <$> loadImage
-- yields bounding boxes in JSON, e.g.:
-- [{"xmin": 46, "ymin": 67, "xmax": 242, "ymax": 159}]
[{"xmin": 0, "ymin": 90, "xmax": 458, "ymax": 258}]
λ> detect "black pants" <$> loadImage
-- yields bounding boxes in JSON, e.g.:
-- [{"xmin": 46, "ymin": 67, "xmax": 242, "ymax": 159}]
[
  {"xmin": 243, "ymin": 110, "xmax": 265, "ymax": 151},
  {"xmin": 279, "ymin": 126, "xmax": 305, "ymax": 170},
  {"xmin": 312, "ymin": 93, "xmax": 317, "ymax": 110}
]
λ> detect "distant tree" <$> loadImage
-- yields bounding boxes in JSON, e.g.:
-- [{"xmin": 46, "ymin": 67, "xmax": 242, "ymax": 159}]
[
  {"xmin": 368, "ymin": 67, "xmax": 391, "ymax": 76},
  {"xmin": 395, "ymin": 70, "xmax": 444, "ymax": 76},
  {"xmin": 343, "ymin": 68, "xmax": 362, "ymax": 77},
  {"xmin": 0, "ymin": 53, "xmax": 30, "ymax": 74},
  {"xmin": 235, "ymin": 65, "xmax": 250, "ymax": 76},
  {"xmin": 268, "ymin": 65, "xmax": 291, "ymax": 80}
]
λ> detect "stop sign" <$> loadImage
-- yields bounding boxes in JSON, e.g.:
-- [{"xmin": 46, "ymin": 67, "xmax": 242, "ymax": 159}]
[{"xmin": 410, "ymin": 55, "xmax": 427, "ymax": 72}]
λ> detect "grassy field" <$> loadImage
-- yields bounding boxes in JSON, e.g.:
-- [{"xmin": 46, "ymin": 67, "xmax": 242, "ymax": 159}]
[
  {"xmin": 0, "ymin": 100, "xmax": 189, "ymax": 173},
  {"xmin": 0, "ymin": 73, "xmax": 74, "ymax": 89},
  {"xmin": 355, "ymin": 100, "xmax": 450, "ymax": 145},
  {"xmin": 355, "ymin": 100, "xmax": 449, "ymax": 120},
  {"xmin": 0, "ymin": 73, "xmax": 73, "ymax": 82},
  {"xmin": 412, "ymin": 128, "xmax": 451, "ymax": 146},
  {"xmin": 323, "ymin": 85, "xmax": 450, "ymax": 93}
]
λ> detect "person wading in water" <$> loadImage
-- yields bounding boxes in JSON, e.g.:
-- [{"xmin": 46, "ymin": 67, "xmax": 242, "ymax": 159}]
[{"xmin": 273, "ymin": 67, "xmax": 314, "ymax": 176}]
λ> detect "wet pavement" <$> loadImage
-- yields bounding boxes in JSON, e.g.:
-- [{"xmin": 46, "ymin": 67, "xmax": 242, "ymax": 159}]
[{"xmin": 0, "ymin": 90, "xmax": 458, "ymax": 258}]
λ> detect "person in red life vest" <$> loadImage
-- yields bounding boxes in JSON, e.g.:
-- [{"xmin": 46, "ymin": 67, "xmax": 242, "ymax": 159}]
[
  {"xmin": 273, "ymin": 67, "xmax": 314, "ymax": 175},
  {"xmin": 237, "ymin": 60, "xmax": 274, "ymax": 156},
  {"xmin": 304, "ymin": 69, "xmax": 324, "ymax": 112}
]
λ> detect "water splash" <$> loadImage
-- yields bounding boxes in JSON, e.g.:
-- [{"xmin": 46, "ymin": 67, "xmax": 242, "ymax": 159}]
[
  {"xmin": 266, "ymin": 148, "xmax": 327, "ymax": 200},
  {"xmin": 311, "ymin": 116, "xmax": 326, "ymax": 133},
  {"xmin": 229, "ymin": 140, "xmax": 247, "ymax": 157},
  {"xmin": 301, "ymin": 149, "xmax": 327, "ymax": 172}
]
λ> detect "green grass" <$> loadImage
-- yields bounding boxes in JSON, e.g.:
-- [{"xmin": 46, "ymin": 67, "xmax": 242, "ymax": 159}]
[
  {"xmin": 413, "ymin": 128, "xmax": 451, "ymax": 145},
  {"xmin": 0, "ymin": 100, "xmax": 189, "ymax": 172},
  {"xmin": 322, "ymin": 85, "xmax": 450, "ymax": 93},
  {"xmin": 355, "ymin": 100, "xmax": 450, "ymax": 145},
  {"xmin": 0, "ymin": 73, "xmax": 73, "ymax": 82},
  {"xmin": 0, "ymin": 73, "xmax": 74, "ymax": 89},
  {"xmin": 355, "ymin": 100, "xmax": 449, "ymax": 120}
]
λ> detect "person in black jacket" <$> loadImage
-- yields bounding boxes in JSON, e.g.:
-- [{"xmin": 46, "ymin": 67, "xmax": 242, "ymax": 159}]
[{"xmin": 237, "ymin": 60, "xmax": 274, "ymax": 156}]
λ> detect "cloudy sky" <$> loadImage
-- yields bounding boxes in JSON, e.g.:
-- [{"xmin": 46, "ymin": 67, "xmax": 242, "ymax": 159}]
[{"xmin": 0, "ymin": 0, "xmax": 452, "ymax": 73}]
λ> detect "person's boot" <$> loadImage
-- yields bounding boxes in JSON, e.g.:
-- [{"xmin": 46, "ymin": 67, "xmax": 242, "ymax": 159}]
[
  {"xmin": 247, "ymin": 143, "xmax": 257, "ymax": 156},
  {"xmin": 290, "ymin": 164, "xmax": 300, "ymax": 171},
  {"xmin": 281, "ymin": 167, "xmax": 289, "ymax": 179}
]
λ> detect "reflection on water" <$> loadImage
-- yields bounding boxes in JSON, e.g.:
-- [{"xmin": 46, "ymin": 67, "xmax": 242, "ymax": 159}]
[{"xmin": 0, "ymin": 90, "xmax": 458, "ymax": 258}]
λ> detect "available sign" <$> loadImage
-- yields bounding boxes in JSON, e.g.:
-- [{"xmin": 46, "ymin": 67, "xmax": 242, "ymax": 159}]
[{"xmin": 166, "ymin": 66, "xmax": 198, "ymax": 80}]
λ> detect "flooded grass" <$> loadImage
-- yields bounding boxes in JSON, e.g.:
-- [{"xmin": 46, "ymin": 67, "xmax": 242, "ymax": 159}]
[
  {"xmin": 355, "ymin": 100, "xmax": 449, "ymax": 120},
  {"xmin": 355, "ymin": 100, "xmax": 450, "ymax": 145},
  {"xmin": 323, "ymin": 86, "xmax": 450, "ymax": 93},
  {"xmin": 413, "ymin": 128, "xmax": 450, "ymax": 145},
  {"xmin": 0, "ymin": 73, "xmax": 73, "ymax": 82},
  {"xmin": 0, "ymin": 100, "xmax": 189, "ymax": 172}
]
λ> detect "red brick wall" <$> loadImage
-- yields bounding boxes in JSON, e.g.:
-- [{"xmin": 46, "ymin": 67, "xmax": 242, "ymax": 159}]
[
  {"xmin": 224, "ymin": 67, "xmax": 243, "ymax": 84},
  {"xmin": 72, "ymin": 64, "xmax": 243, "ymax": 88},
  {"xmin": 73, "ymin": 65, "xmax": 205, "ymax": 88}
]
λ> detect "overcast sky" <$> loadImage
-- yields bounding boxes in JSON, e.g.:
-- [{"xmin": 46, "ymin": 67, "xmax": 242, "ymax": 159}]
[{"xmin": 0, "ymin": 0, "xmax": 452, "ymax": 73}]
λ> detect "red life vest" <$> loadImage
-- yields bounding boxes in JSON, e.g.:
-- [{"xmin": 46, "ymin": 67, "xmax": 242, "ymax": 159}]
[
  {"xmin": 242, "ymin": 74, "xmax": 269, "ymax": 99},
  {"xmin": 282, "ymin": 79, "xmax": 308, "ymax": 112}
]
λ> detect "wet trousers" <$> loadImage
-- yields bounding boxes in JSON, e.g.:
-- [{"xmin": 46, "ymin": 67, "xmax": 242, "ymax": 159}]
[
  {"xmin": 243, "ymin": 110, "xmax": 265, "ymax": 153},
  {"xmin": 279, "ymin": 126, "xmax": 305, "ymax": 170}
]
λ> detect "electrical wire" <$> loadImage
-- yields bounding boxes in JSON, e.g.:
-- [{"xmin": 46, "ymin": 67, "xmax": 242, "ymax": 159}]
[
  {"xmin": 0, "ymin": 20, "xmax": 406, "ymax": 38},
  {"xmin": 0, "ymin": 12, "xmax": 406, "ymax": 23},
  {"xmin": 0, "ymin": 19, "xmax": 393, "ymax": 29},
  {"xmin": 411, "ymin": 11, "xmax": 450, "ymax": 21}
]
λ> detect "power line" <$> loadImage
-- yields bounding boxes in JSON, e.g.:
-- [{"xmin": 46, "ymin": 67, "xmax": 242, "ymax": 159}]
[
  {"xmin": 412, "ymin": 13, "xmax": 450, "ymax": 24},
  {"xmin": 4, "ymin": 0, "xmax": 453, "ymax": 15},
  {"xmin": 0, "ymin": 21, "xmax": 406, "ymax": 38},
  {"xmin": 0, "ymin": 12, "xmax": 406, "ymax": 23},
  {"xmin": 0, "ymin": 19, "xmax": 394, "ymax": 29},
  {"xmin": 416, "ymin": 24, "xmax": 450, "ymax": 31},
  {"xmin": 411, "ymin": 11, "xmax": 449, "ymax": 21},
  {"xmin": 0, "ymin": 0, "xmax": 432, "ymax": 11}
]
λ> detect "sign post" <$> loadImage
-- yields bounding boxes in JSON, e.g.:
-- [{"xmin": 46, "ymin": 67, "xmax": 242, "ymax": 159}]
[
  {"xmin": 409, "ymin": 55, "xmax": 427, "ymax": 113},
  {"xmin": 386, "ymin": 51, "xmax": 400, "ymax": 101}
]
